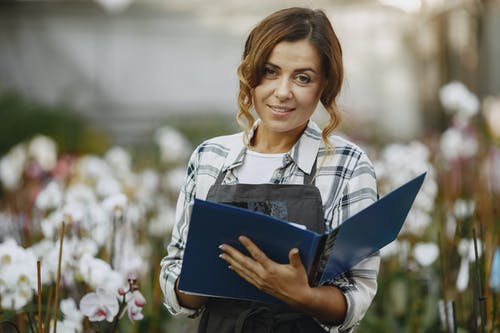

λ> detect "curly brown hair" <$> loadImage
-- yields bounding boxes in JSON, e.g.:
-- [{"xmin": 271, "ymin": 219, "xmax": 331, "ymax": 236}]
[{"xmin": 236, "ymin": 7, "xmax": 344, "ymax": 150}]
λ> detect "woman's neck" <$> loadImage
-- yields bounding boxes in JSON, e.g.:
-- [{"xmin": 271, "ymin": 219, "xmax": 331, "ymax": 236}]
[{"xmin": 250, "ymin": 124, "xmax": 306, "ymax": 154}]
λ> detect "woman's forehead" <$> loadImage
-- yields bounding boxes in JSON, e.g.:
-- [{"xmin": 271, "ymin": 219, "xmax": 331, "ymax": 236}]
[{"xmin": 267, "ymin": 40, "xmax": 322, "ymax": 71}]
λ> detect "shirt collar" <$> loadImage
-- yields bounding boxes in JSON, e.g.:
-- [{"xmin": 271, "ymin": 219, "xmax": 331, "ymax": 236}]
[
  {"xmin": 288, "ymin": 120, "xmax": 322, "ymax": 175},
  {"xmin": 223, "ymin": 119, "xmax": 322, "ymax": 175}
]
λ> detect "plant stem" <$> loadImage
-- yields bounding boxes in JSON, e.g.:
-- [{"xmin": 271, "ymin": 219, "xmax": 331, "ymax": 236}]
[
  {"xmin": 44, "ymin": 286, "xmax": 53, "ymax": 333},
  {"xmin": 37, "ymin": 260, "xmax": 43, "ymax": 333},
  {"xmin": 109, "ymin": 212, "xmax": 118, "ymax": 268},
  {"xmin": 472, "ymin": 228, "xmax": 486, "ymax": 332},
  {"xmin": 438, "ymin": 231, "xmax": 452, "ymax": 333},
  {"xmin": 52, "ymin": 222, "xmax": 65, "ymax": 333},
  {"xmin": 492, "ymin": 291, "xmax": 498, "ymax": 332},
  {"xmin": 27, "ymin": 312, "xmax": 36, "ymax": 333}
]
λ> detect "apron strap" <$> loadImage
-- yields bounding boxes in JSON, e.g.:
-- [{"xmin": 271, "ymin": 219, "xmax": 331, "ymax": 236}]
[{"xmin": 214, "ymin": 166, "xmax": 227, "ymax": 186}]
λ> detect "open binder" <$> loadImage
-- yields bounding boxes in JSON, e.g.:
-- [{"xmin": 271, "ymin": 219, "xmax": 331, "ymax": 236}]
[{"xmin": 179, "ymin": 172, "xmax": 426, "ymax": 304}]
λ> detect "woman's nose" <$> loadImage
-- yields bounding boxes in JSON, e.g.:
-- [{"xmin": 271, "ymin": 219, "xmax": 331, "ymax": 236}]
[{"xmin": 273, "ymin": 77, "xmax": 292, "ymax": 100}]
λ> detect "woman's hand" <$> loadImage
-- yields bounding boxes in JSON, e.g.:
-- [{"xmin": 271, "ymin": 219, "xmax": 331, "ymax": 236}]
[
  {"xmin": 219, "ymin": 235, "xmax": 348, "ymax": 324},
  {"xmin": 219, "ymin": 235, "xmax": 311, "ymax": 306}
]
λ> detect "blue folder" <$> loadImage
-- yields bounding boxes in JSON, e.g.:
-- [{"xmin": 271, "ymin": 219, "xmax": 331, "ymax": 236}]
[{"xmin": 178, "ymin": 172, "xmax": 426, "ymax": 304}]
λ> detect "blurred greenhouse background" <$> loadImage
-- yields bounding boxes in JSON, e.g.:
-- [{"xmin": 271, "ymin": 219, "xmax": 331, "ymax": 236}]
[{"xmin": 0, "ymin": 0, "xmax": 499, "ymax": 332}]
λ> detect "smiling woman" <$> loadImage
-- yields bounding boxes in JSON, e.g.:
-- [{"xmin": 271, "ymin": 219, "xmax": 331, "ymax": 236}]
[
  {"xmin": 160, "ymin": 7, "xmax": 379, "ymax": 333},
  {"xmin": 251, "ymin": 39, "xmax": 324, "ymax": 153}
]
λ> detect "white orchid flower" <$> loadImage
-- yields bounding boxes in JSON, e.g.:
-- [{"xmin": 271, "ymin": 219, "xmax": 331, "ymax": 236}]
[
  {"xmin": 0, "ymin": 239, "xmax": 37, "ymax": 310},
  {"xmin": 40, "ymin": 210, "xmax": 64, "ymax": 239},
  {"xmin": 28, "ymin": 135, "xmax": 58, "ymax": 172},
  {"xmin": 440, "ymin": 126, "xmax": 479, "ymax": 162},
  {"xmin": 375, "ymin": 141, "xmax": 436, "ymax": 236},
  {"xmin": 453, "ymin": 199, "xmax": 475, "ymax": 219},
  {"xmin": 77, "ymin": 155, "xmax": 113, "ymax": 183},
  {"xmin": 102, "ymin": 192, "xmax": 128, "ymax": 214},
  {"xmin": 0, "ymin": 143, "xmax": 27, "ymax": 190},
  {"xmin": 104, "ymin": 146, "xmax": 132, "ymax": 176},
  {"xmin": 456, "ymin": 238, "xmax": 483, "ymax": 291},
  {"xmin": 154, "ymin": 126, "xmax": 192, "ymax": 165},
  {"xmin": 60, "ymin": 298, "xmax": 84, "ymax": 332},
  {"xmin": 125, "ymin": 290, "xmax": 146, "ymax": 322},
  {"xmin": 78, "ymin": 254, "xmax": 123, "ymax": 292},
  {"xmin": 163, "ymin": 167, "xmax": 187, "ymax": 194},
  {"xmin": 79, "ymin": 288, "xmax": 119, "ymax": 322},
  {"xmin": 62, "ymin": 202, "xmax": 86, "ymax": 225},
  {"xmin": 413, "ymin": 242, "xmax": 439, "ymax": 267},
  {"xmin": 65, "ymin": 183, "xmax": 97, "ymax": 205},
  {"xmin": 148, "ymin": 204, "xmax": 176, "ymax": 237},
  {"xmin": 439, "ymin": 81, "xmax": 479, "ymax": 124},
  {"xmin": 35, "ymin": 180, "xmax": 63, "ymax": 211},
  {"xmin": 95, "ymin": 176, "xmax": 122, "ymax": 199}
]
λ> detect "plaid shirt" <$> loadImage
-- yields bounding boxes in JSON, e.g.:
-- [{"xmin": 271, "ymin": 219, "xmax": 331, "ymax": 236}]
[{"xmin": 160, "ymin": 120, "xmax": 379, "ymax": 333}]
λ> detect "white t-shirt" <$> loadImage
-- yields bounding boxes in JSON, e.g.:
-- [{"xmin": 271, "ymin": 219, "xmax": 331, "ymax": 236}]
[{"xmin": 236, "ymin": 149, "xmax": 285, "ymax": 184}]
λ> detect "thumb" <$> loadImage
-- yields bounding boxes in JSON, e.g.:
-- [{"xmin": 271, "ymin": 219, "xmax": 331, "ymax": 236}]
[{"xmin": 289, "ymin": 248, "xmax": 302, "ymax": 268}]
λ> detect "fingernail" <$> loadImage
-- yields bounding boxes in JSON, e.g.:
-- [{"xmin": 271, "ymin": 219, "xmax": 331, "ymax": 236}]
[{"xmin": 219, "ymin": 244, "xmax": 224, "ymax": 250}]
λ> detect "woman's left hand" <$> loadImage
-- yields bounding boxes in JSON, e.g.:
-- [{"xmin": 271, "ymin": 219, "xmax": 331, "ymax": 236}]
[{"xmin": 219, "ymin": 235, "xmax": 311, "ymax": 306}]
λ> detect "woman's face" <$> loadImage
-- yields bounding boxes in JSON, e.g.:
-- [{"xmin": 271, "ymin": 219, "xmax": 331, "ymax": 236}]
[{"xmin": 253, "ymin": 39, "xmax": 324, "ymax": 141}]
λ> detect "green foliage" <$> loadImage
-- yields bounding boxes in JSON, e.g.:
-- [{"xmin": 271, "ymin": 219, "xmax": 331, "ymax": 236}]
[
  {"xmin": 163, "ymin": 113, "xmax": 239, "ymax": 146},
  {"xmin": 0, "ymin": 92, "xmax": 110, "ymax": 155}
]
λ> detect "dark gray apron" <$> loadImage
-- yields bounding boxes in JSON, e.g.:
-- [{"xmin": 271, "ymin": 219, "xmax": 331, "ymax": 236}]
[{"xmin": 198, "ymin": 161, "xmax": 327, "ymax": 333}]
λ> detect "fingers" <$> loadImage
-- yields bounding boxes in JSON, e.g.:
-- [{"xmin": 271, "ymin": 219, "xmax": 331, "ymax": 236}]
[
  {"xmin": 219, "ymin": 244, "xmax": 261, "ymax": 285},
  {"xmin": 218, "ymin": 242, "xmax": 261, "ymax": 273},
  {"xmin": 238, "ymin": 236, "xmax": 271, "ymax": 266},
  {"xmin": 219, "ymin": 240, "xmax": 308, "ymax": 298},
  {"xmin": 288, "ymin": 248, "xmax": 303, "ymax": 269}
]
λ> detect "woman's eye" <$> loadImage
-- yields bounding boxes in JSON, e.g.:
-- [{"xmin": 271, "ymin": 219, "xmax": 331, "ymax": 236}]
[
  {"xmin": 296, "ymin": 74, "xmax": 311, "ymax": 84},
  {"xmin": 264, "ymin": 67, "xmax": 277, "ymax": 77}
]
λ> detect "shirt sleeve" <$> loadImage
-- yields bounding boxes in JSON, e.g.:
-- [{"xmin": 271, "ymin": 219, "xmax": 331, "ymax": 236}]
[
  {"xmin": 321, "ymin": 151, "xmax": 380, "ymax": 333},
  {"xmin": 159, "ymin": 147, "xmax": 202, "ymax": 317}
]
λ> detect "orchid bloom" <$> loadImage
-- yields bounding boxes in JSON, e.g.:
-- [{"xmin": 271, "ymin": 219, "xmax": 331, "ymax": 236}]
[
  {"xmin": 0, "ymin": 239, "xmax": 37, "ymax": 310},
  {"xmin": 79, "ymin": 288, "xmax": 119, "ymax": 322},
  {"xmin": 28, "ymin": 135, "xmax": 58, "ymax": 172},
  {"xmin": 60, "ymin": 298, "xmax": 84, "ymax": 332},
  {"xmin": 102, "ymin": 192, "xmax": 128, "ymax": 215},
  {"xmin": 439, "ymin": 81, "xmax": 479, "ymax": 124},
  {"xmin": 456, "ymin": 238, "xmax": 483, "ymax": 291},
  {"xmin": 126, "ymin": 290, "xmax": 146, "ymax": 322},
  {"xmin": 154, "ymin": 126, "xmax": 192, "ymax": 165},
  {"xmin": 0, "ymin": 143, "xmax": 27, "ymax": 190},
  {"xmin": 413, "ymin": 242, "xmax": 439, "ymax": 267}
]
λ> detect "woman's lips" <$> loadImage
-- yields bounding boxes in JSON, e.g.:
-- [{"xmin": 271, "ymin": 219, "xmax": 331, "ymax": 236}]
[{"xmin": 268, "ymin": 105, "xmax": 295, "ymax": 113}]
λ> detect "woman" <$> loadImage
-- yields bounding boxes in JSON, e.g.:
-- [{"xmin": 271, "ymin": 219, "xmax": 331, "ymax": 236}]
[{"xmin": 160, "ymin": 7, "xmax": 379, "ymax": 333}]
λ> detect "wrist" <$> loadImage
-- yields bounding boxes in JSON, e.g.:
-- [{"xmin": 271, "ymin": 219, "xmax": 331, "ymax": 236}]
[
  {"xmin": 292, "ymin": 285, "xmax": 347, "ymax": 324},
  {"xmin": 175, "ymin": 278, "xmax": 207, "ymax": 309}
]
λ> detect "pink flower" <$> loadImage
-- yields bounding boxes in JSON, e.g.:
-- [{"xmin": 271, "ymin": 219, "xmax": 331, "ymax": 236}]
[{"xmin": 79, "ymin": 288, "xmax": 119, "ymax": 322}]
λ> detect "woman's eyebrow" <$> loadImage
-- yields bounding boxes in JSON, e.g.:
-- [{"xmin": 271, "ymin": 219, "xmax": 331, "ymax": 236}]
[{"xmin": 265, "ymin": 61, "xmax": 318, "ymax": 74}]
